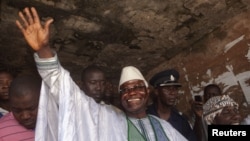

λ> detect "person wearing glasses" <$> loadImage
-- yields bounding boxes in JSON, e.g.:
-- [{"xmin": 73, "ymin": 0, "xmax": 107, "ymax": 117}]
[{"xmin": 15, "ymin": 7, "xmax": 187, "ymax": 141}]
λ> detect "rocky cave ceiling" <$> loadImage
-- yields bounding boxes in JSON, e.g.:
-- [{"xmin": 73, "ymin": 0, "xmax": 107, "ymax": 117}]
[{"xmin": 0, "ymin": 0, "xmax": 249, "ymax": 84}]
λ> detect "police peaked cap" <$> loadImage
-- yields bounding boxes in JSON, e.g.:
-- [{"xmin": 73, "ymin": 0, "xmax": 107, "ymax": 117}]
[{"xmin": 149, "ymin": 69, "xmax": 182, "ymax": 88}]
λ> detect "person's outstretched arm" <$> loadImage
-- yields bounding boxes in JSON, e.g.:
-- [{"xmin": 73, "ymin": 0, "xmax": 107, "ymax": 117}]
[
  {"xmin": 15, "ymin": 7, "xmax": 108, "ymax": 141},
  {"xmin": 191, "ymin": 100, "xmax": 207, "ymax": 141},
  {"xmin": 16, "ymin": 6, "xmax": 59, "ymax": 98},
  {"xmin": 16, "ymin": 7, "xmax": 54, "ymax": 58},
  {"xmin": 15, "ymin": 7, "xmax": 61, "ymax": 141}
]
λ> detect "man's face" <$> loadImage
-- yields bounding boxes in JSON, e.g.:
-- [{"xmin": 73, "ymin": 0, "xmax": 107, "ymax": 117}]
[
  {"xmin": 157, "ymin": 85, "xmax": 179, "ymax": 107},
  {"xmin": 82, "ymin": 71, "xmax": 106, "ymax": 103},
  {"xmin": 213, "ymin": 106, "xmax": 241, "ymax": 125},
  {"xmin": 10, "ymin": 93, "xmax": 39, "ymax": 129},
  {"xmin": 120, "ymin": 80, "xmax": 149, "ymax": 117},
  {"xmin": 0, "ymin": 72, "xmax": 13, "ymax": 100},
  {"xmin": 204, "ymin": 87, "xmax": 221, "ymax": 102}
]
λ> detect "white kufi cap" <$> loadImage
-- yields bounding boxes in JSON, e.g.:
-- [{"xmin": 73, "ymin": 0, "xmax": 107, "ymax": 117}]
[{"xmin": 119, "ymin": 66, "xmax": 148, "ymax": 88}]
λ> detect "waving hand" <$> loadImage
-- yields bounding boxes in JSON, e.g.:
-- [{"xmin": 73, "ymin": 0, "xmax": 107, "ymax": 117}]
[{"xmin": 16, "ymin": 7, "xmax": 54, "ymax": 58}]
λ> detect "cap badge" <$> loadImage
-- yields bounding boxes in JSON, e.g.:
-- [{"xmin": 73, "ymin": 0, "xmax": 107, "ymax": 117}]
[{"xmin": 170, "ymin": 75, "xmax": 175, "ymax": 81}]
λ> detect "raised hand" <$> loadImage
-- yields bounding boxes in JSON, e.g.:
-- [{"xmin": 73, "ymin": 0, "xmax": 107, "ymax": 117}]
[
  {"xmin": 16, "ymin": 7, "xmax": 54, "ymax": 58},
  {"xmin": 191, "ymin": 100, "xmax": 203, "ymax": 118}
]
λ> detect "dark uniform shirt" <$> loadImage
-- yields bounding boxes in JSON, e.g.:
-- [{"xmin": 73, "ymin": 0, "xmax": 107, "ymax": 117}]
[{"xmin": 147, "ymin": 103, "xmax": 197, "ymax": 141}]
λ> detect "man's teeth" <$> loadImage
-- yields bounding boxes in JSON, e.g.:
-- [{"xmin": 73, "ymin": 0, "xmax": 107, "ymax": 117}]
[
  {"xmin": 231, "ymin": 123, "xmax": 240, "ymax": 125},
  {"xmin": 128, "ymin": 98, "xmax": 140, "ymax": 102}
]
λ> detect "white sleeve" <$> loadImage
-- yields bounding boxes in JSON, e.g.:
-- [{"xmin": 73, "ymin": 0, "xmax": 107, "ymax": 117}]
[
  {"xmin": 34, "ymin": 52, "xmax": 128, "ymax": 141},
  {"xmin": 34, "ymin": 53, "xmax": 101, "ymax": 141}
]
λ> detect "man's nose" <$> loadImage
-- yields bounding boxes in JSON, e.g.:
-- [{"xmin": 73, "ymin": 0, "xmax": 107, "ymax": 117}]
[
  {"xmin": 2, "ymin": 81, "xmax": 10, "ymax": 88},
  {"xmin": 127, "ymin": 89, "xmax": 137, "ymax": 95},
  {"xmin": 96, "ymin": 82, "xmax": 102, "ymax": 90},
  {"xmin": 21, "ymin": 111, "xmax": 32, "ymax": 120},
  {"xmin": 168, "ymin": 88, "xmax": 178, "ymax": 95}
]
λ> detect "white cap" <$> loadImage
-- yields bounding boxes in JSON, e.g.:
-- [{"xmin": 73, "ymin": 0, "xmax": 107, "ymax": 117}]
[{"xmin": 119, "ymin": 66, "xmax": 148, "ymax": 88}]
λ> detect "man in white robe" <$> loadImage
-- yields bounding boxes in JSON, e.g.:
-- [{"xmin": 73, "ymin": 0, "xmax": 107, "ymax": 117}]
[{"xmin": 15, "ymin": 7, "xmax": 188, "ymax": 141}]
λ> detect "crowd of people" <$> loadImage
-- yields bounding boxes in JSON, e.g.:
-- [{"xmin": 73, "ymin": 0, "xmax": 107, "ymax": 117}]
[{"xmin": 0, "ymin": 6, "xmax": 249, "ymax": 141}]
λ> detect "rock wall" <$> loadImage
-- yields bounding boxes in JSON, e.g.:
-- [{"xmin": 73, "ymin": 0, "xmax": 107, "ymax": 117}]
[
  {"xmin": 0, "ymin": 0, "xmax": 250, "ymax": 119},
  {"xmin": 147, "ymin": 11, "xmax": 250, "ymax": 118}
]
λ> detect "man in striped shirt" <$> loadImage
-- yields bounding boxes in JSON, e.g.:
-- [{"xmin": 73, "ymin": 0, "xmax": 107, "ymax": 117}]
[{"xmin": 0, "ymin": 75, "xmax": 41, "ymax": 141}]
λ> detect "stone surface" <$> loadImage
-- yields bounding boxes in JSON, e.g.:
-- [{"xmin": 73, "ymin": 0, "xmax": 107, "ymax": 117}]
[{"xmin": 1, "ymin": 0, "xmax": 250, "ymax": 117}]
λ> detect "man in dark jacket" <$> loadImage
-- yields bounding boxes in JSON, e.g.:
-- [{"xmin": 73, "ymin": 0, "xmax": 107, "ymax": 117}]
[{"xmin": 147, "ymin": 69, "xmax": 197, "ymax": 141}]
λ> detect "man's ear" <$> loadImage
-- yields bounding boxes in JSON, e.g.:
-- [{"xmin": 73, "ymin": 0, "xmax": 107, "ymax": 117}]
[
  {"xmin": 146, "ymin": 88, "xmax": 150, "ymax": 96},
  {"xmin": 154, "ymin": 88, "xmax": 159, "ymax": 96},
  {"xmin": 145, "ymin": 87, "xmax": 149, "ymax": 94},
  {"xmin": 145, "ymin": 88, "xmax": 151, "ymax": 98}
]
